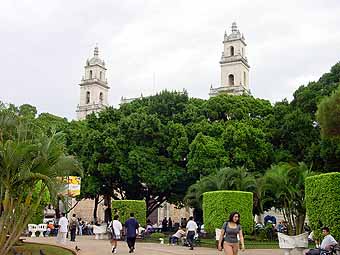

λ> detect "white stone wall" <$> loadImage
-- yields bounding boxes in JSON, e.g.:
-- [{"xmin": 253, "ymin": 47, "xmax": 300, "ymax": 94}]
[
  {"xmin": 223, "ymin": 40, "xmax": 246, "ymax": 58},
  {"xmin": 79, "ymin": 84, "xmax": 109, "ymax": 106},
  {"xmin": 221, "ymin": 62, "xmax": 249, "ymax": 88},
  {"xmin": 85, "ymin": 65, "xmax": 106, "ymax": 81}
]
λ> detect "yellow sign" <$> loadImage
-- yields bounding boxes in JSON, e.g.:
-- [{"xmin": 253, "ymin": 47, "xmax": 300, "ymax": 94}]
[
  {"xmin": 67, "ymin": 176, "xmax": 81, "ymax": 197},
  {"xmin": 59, "ymin": 176, "xmax": 81, "ymax": 197}
]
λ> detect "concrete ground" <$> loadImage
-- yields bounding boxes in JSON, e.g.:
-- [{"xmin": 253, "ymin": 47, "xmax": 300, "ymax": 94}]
[{"xmin": 26, "ymin": 236, "xmax": 285, "ymax": 255}]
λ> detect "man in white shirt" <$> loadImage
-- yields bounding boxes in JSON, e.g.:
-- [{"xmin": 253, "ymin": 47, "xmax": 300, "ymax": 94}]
[
  {"xmin": 57, "ymin": 213, "xmax": 69, "ymax": 244},
  {"xmin": 320, "ymin": 227, "xmax": 338, "ymax": 250},
  {"xmin": 109, "ymin": 215, "xmax": 123, "ymax": 254},
  {"xmin": 306, "ymin": 227, "xmax": 338, "ymax": 255},
  {"xmin": 186, "ymin": 216, "xmax": 198, "ymax": 250}
]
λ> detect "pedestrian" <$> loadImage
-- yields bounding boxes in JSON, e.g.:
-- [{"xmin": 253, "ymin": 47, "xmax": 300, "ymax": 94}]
[
  {"xmin": 168, "ymin": 227, "xmax": 186, "ymax": 245},
  {"xmin": 218, "ymin": 211, "xmax": 245, "ymax": 255},
  {"xmin": 69, "ymin": 214, "xmax": 79, "ymax": 242},
  {"xmin": 124, "ymin": 212, "xmax": 139, "ymax": 253},
  {"xmin": 109, "ymin": 215, "xmax": 123, "ymax": 254},
  {"xmin": 162, "ymin": 217, "xmax": 168, "ymax": 232},
  {"xmin": 56, "ymin": 213, "xmax": 69, "ymax": 244},
  {"xmin": 78, "ymin": 218, "xmax": 83, "ymax": 236},
  {"xmin": 186, "ymin": 216, "xmax": 198, "ymax": 250},
  {"xmin": 168, "ymin": 217, "xmax": 173, "ymax": 231}
]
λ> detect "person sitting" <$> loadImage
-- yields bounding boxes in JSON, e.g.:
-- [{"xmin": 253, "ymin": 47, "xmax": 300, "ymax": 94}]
[
  {"xmin": 169, "ymin": 227, "xmax": 186, "ymax": 245},
  {"xmin": 306, "ymin": 227, "xmax": 338, "ymax": 255}
]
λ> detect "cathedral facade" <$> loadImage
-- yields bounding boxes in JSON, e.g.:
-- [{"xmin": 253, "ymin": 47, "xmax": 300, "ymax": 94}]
[
  {"xmin": 209, "ymin": 22, "xmax": 250, "ymax": 97},
  {"xmin": 76, "ymin": 23, "xmax": 250, "ymax": 117}
]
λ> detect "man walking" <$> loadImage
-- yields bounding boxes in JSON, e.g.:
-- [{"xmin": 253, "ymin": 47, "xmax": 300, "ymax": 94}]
[
  {"xmin": 186, "ymin": 216, "xmax": 198, "ymax": 250},
  {"xmin": 124, "ymin": 213, "xmax": 139, "ymax": 253},
  {"xmin": 57, "ymin": 213, "xmax": 69, "ymax": 244},
  {"xmin": 69, "ymin": 214, "xmax": 79, "ymax": 242}
]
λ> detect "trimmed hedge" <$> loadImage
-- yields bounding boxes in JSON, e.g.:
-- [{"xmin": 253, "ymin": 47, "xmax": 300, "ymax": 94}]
[
  {"xmin": 111, "ymin": 200, "xmax": 146, "ymax": 226},
  {"xmin": 203, "ymin": 190, "xmax": 253, "ymax": 234},
  {"xmin": 306, "ymin": 173, "xmax": 340, "ymax": 240}
]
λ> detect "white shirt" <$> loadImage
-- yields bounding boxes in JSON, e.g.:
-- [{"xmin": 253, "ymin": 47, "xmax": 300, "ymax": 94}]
[
  {"xmin": 58, "ymin": 217, "xmax": 69, "ymax": 233},
  {"xmin": 186, "ymin": 220, "xmax": 198, "ymax": 232},
  {"xmin": 321, "ymin": 234, "xmax": 338, "ymax": 250},
  {"xmin": 173, "ymin": 229, "xmax": 186, "ymax": 238},
  {"xmin": 112, "ymin": 220, "xmax": 123, "ymax": 236}
]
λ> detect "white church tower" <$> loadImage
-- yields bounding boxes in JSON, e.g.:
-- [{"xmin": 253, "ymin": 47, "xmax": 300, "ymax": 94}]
[
  {"xmin": 76, "ymin": 46, "xmax": 110, "ymax": 120},
  {"xmin": 209, "ymin": 22, "xmax": 250, "ymax": 96}
]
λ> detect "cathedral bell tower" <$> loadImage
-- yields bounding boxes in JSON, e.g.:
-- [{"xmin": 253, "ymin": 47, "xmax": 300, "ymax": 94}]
[
  {"xmin": 209, "ymin": 22, "xmax": 250, "ymax": 96},
  {"xmin": 76, "ymin": 46, "xmax": 110, "ymax": 120}
]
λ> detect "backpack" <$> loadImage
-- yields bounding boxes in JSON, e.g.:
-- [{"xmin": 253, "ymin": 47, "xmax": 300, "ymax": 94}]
[
  {"xmin": 70, "ymin": 219, "xmax": 77, "ymax": 230},
  {"xmin": 107, "ymin": 221, "xmax": 116, "ymax": 238}
]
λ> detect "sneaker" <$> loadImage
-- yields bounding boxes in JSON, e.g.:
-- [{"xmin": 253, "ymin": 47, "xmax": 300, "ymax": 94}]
[
  {"xmin": 189, "ymin": 246, "xmax": 194, "ymax": 250},
  {"xmin": 111, "ymin": 247, "xmax": 115, "ymax": 253}
]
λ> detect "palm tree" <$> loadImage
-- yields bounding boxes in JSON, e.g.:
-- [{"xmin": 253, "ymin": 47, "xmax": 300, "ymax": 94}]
[
  {"xmin": 261, "ymin": 162, "xmax": 311, "ymax": 235},
  {"xmin": 0, "ymin": 111, "xmax": 81, "ymax": 254},
  {"xmin": 184, "ymin": 167, "xmax": 258, "ymax": 211}
]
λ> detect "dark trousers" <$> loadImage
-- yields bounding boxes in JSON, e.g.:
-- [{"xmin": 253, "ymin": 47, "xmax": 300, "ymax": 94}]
[
  {"xmin": 127, "ymin": 237, "xmax": 136, "ymax": 250},
  {"xmin": 306, "ymin": 248, "xmax": 321, "ymax": 255},
  {"xmin": 70, "ymin": 228, "xmax": 76, "ymax": 241},
  {"xmin": 169, "ymin": 236, "xmax": 179, "ymax": 244},
  {"xmin": 187, "ymin": 231, "xmax": 195, "ymax": 247}
]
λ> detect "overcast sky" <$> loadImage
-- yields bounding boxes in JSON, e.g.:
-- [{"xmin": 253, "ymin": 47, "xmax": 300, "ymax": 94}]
[{"xmin": 1, "ymin": 0, "xmax": 340, "ymax": 119}]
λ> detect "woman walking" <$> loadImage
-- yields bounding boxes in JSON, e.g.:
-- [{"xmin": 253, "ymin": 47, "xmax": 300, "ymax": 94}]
[{"xmin": 218, "ymin": 212, "xmax": 245, "ymax": 255}]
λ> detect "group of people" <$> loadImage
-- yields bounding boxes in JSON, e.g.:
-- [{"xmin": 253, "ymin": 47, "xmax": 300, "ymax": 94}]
[
  {"xmin": 107, "ymin": 212, "xmax": 140, "ymax": 254},
  {"xmin": 51, "ymin": 210, "xmax": 339, "ymax": 255},
  {"xmin": 167, "ymin": 216, "xmax": 199, "ymax": 250}
]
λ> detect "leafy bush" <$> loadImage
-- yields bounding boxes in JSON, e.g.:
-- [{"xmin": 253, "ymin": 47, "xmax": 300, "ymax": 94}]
[
  {"xmin": 150, "ymin": 232, "xmax": 166, "ymax": 239},
  {"xmin": 306, "ymin": 173, "xmax": 340, "ymax": 240},
  {"xmin": 111, "ymin": 200, "xmax": 146, "ymax": 226},
  {"xmin": 203, "ymin": 191, "xmax": 253, "ymax": 233}
]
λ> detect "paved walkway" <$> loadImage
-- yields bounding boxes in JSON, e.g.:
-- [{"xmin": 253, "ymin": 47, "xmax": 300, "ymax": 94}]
[{"xmin": 26, "ymin": 236, "xmax": 285, "ymax": 255}]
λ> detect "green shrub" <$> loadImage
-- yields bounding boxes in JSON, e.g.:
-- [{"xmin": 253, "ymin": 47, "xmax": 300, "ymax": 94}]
[
  {"xmin": 306, "ymin": 173, "xmax": 340, "ymax": 240},
  {"xmin": 150, "ymin": 232, "xmax": 166, "ymax": 239},
  {"xmin": 111, "ymin": 200, "xmax": 146, "ymax": 226},
  {"xmin": 203, "ymin": 190, "xmax": 253, "ymax": 234}
]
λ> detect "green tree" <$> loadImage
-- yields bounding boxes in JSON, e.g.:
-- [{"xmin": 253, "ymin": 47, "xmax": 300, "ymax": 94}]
[
  {"xmin": 18, "ymin": 104, "xmax": 37, "ymax": 119},
  {"xmin": 187, "ymin": 133, "xmax": 228, "ymax": 176},
  {"xmin": 222, "ymin": 121, "xmax": 273, "ymax": 172},
  {"xmin": 184, "ymin": 167, "xmax": 259, "ymax": 213},
  {"xmin": 0, "ymin": 111, "xmax": 81, "ymax": 254},
  {"xmin": 316, "ymin": 86, "xmax": 340, "ymax": 139},
  {"xmin": 261, "ymin": 162, "xmax": 311, "ymax": 235}
]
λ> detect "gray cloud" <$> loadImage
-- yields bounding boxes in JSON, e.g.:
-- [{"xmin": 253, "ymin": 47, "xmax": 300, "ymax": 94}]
[{"xmin": 1, "ymin": 0, "xmax": 340, "ymax": 119}]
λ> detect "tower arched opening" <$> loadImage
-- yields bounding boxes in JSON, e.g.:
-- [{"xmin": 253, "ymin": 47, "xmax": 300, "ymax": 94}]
[
  {"xmin": 228, "ymin": 74, "xmax": 235, "ymax": 86},
  {"xmin": 230, "ymin": 46, "xmax": 234, "ymax": 56},
  {"xmin": 86, "ymin": 91, "xmax": 90, "ymax": 104}
]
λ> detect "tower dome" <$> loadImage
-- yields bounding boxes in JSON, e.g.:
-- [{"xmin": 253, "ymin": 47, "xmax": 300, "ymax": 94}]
[{"xmin": 88, "ymin": 46, "xmax": 105, "ymax": 67}]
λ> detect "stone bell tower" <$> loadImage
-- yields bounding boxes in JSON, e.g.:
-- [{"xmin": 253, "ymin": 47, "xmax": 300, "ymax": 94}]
[
  {"xmin": 76, "ymin": 46, "xmax": 110, "ymax": 120},
  {"xmin": 209, "ymin": 22, "xmax": 250, "ymax": 96}
]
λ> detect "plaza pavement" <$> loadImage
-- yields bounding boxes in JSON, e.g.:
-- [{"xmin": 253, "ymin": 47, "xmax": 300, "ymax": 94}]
[{"xmin": 26, "ymin": 236, "xmax": 285, "ymax": 255}]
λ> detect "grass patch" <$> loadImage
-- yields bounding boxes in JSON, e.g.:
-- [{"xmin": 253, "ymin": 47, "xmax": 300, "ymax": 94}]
[{"xmin": 10, "ymin": 243, "xmax": 74, "ymax": 255}]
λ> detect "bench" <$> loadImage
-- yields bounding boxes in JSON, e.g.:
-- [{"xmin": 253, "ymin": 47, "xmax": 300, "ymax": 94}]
[{"xmin": 93, "ymin": 224, "xmax": 108, "ymax": 240}]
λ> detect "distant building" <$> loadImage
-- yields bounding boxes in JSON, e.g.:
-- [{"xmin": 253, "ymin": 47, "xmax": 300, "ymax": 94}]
[
  {"xmin": 120, "ymin": 94, "xmax": 144, "ymax": 105},
  {"xmin": 209, "ymin": 22, "xmax": 250, "ymax": 97},
  {"xmin": 76, "ymin": 46, "xmax": 110, "ymax": 120}
]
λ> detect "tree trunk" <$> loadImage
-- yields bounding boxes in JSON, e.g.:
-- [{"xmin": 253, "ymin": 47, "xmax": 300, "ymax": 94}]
[
  {"xmin": 93, "ymin": 195, "xmax": 99, "ymax": 224},
  {"xmin": 104, "ymin": 195, "xmax": 112, "ymax": 223},
  {"xmin": 295, "ymin": 213, "xmax": 306, "ymax": 235}
]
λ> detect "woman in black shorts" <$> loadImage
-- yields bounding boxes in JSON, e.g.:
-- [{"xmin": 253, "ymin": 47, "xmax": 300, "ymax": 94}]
[{"xmin": 218, "ymin": 212, "xmax": 245, "ymax": 255}]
